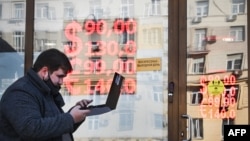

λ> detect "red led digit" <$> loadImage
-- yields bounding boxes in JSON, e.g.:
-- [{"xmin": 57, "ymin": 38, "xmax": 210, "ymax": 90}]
[
  {"xmin": 63, "ymin": 75, "xmax": 80, "ymax": 95},
  {"xmin": 94, "ymin": 41, "xmax": 106, "ymax": 56},
  {"xmin": 85, "ymin": 41, "xmax": 93, "ymax": 56},
  {"xmin": 94, "ymin": 59, "xmax": 106, "ymax": 75},
  {"xmin": 214, "ymin": 96, "xmax": 220, "ymax": 107},
  {"xmin": 200, "ymin": 105, "xmax": 207, "ymax": 118},
  {"xmin": 69, "ymin": 57, "xmax": 82, "ymax": 74},
  {"xmin": 84, "ymin": 20, "xmax": 95, "ymax": 35},
  {"xmin": 208, "ymin": 97, "xmax": 213, "ymax": 107},
  {"xmin": 214, "ymin": 109, "xmax": 220, "ymax": 119},
  {"xmin": 220, "ymin": 109, "xmax": 226, "ymax": 119},
  {"xmin": 229, "ymin": 75, "xmax": 236, "ymax": 85},
  {"xmin": 84, "ymin": 79, "xmax": 92, "ymax": 94},
  {"xmin": 229, "ymin": 110, "xmax": 236, "ymax": 118},
  {"xmin": 230, "ymin": 97, "xmax": 236, "ymax": 107},
  {"xmin": 229, "ymin": 86, "xmax": 236, "ymax": 96},
  {"xmin": 208, "ymin": 75, "xmax": 214, "ymax": 82},
  {"xmin": 200, "ymin": 85, "xmax": 207, "ymax": 95},
  {"xmin": 124, "ymin": 78, "xmax": 136, "ymax": 94},
  {"xmin": 112, "ymin": 59, "xmax": 122, "ymax": 73},
  {"xmin": 96, "ymin": 20, "xmax": 107, "ymax": 35},
  {"xmin": 200, "ymin": 97, "xmax": 207, "ymax": 105},
  {"xmin": 126, "ymin": 19, "xmax": 136, "ymax": 34},
  {"xmin": 64, "ymin": 21, "xmax": 83, "ymax": 57},
  {"xmin": 125, "ymin": 59, "xmax": 136, "ymax": 74},
  {"xmin": 95, "ymin": 79, "xmax": 105, "ymax": 94},
  {"xmin": 200, "ymin": 75, "xmax": 207, "ymax": 86},
  {"xmin": 124, "ymin": 40, "xmax": 136, "ymax": 55},
  {"xmin": 114, "ymin": 19, "xmax": 125, "ymax": 34},
  {"xmin": 214, "ymin": 75, "xmax": 220, "ymax": 81},
  {"xmin": 83, "ymin": 60, "xmax": 94, "ymax": 75},
  {"xmin": 223, "ymin": 75, "xmax": 229, "ymax": 85},
  {"xmin": 208, "ymin": 109, "xmax": 213, "ymax": 119},
  {"xmin": 106, "ymin": 41, "xmax": 118, "ymax": 56},
  {"xmin": 223, "ymin": 97, "xmax": 229, "ymax": 107}
]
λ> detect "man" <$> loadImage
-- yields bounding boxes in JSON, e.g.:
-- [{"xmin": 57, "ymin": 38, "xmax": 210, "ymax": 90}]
[{"xmin": 0, "ymin": 48, "xmax": 92, "ymax": 141}]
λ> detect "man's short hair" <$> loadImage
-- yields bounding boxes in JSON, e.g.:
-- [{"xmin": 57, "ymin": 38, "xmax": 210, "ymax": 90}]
[{"xmin": 33, "ymin": 48, "xmax": 73, "ymax": 74}]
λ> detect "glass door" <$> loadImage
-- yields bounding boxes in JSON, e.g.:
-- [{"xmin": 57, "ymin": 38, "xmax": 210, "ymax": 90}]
[
  {"xmin": 32, "ymin": 0, "xmax": 169, "ymax": 140},
  {"xmin": 185, "ymin": 0, "xmax": 249, "ymax": 140}
]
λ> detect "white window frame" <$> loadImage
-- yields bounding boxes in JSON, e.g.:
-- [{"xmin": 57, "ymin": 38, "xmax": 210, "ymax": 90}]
[
  {"xmin": 0, "ymin": 4, "xmax": 2, "ymax": 19},
  {"xmin": 153, "ymin": 85, "xmax": 163, "ymax": 102},
  {"xmin": 154, "ymin": 114, "xmax": 163, "ymax": 129},
  {"xmin": 118, "ymin": 32, "xmax": 135, "ymax": 45},
  {"xmin": 91, "ymin": 6, "xmax": 103, "ymax": 20},
  {"xmin": 13, "ymin": 31, "xmax": 25, "ymax": 52},
  {"xmin": 36, "ymin": 3, "xmax": 48, "ymax": 19},
  {"xmin": 230, "ymin": 26, "xmax": 244, "ymax": 41},
  {"xmin": 190, "ymin": 91, "xmax": 203, "ymax": 105},
  {"xmin": 196, "ymin": 1, "xmax": 208, "ymax": 17},
  {"xmin": 35, "ymin": 39, "xmax": 47, "ymax": 52},
  {"xmin": 232, "ymin": 0, "xmax": 245, "ymax": 14},
  {"xmin": 142, "ymin": 28, "xmax": 161, "ymax": 45},
  {"xmin": 89, "ymin": 0, "xmax": 102, "ymax": 19},
  {"xmin": 192, "ymin": 118, "xmax": 203, "ymax": 139},
  {"xmin": 192, "ymin": 58, "xmax": 204, "ymax": 74},
  {"xmin": 48, "ymin": 7, "xmax": 56, "ymax": 20},
  {"xmin": 194, "ymin": 29, "xmax": 206, "ymax": 50},
  {"xmin": 152, "ymin": 0, "xmax": 161, "ymax": 15},
  {"xmin": 88, "ymin": 116, "xmax": 99, "ymax": 130},
  {"xmin": 119, "ymin": 112, "xmax": 133, "ymax": 131},
  {"xmin": 227, "ymin": 54, "xmax": 242, "ymax": 70},
  {"xmin": 64, "ymin": 2, "xmax": 74, "ymax": 19},
  {"xmin": 12, "ymin": 2, "xmax": 25, "ymax": 19},
  {"xmin": 120, "ymin": 0, "xmax": 134, "ymax": 18}
]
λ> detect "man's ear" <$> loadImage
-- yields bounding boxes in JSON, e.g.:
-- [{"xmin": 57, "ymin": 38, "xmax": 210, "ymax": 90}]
[{"xmin": 39, "ymin": 66, "xmax": 49, "ymax": 80}]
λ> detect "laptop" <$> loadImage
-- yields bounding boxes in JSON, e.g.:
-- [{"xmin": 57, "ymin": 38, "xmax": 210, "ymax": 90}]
[{"xmin": 81, "ymin": 72, "xmax": 124, "ymax": 116}]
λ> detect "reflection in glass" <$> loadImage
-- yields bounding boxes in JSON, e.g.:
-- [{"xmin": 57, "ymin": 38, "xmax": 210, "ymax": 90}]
[
  {"xmin": 30, "ymin": 0, "xmax": 169, "ymax": 140},
  {"xmin": 0, "ymin": 0, "xmax": 25, "ymax": 98},
  {"xmin": 187, "ymin": 0, "xmax": 248, "ymax": 140}
]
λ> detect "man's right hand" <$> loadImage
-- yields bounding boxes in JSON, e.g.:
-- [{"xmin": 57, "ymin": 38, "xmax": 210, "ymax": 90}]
[{"xmin": 69, "ymin": 105, "xmax": 90, "ymax": 123}]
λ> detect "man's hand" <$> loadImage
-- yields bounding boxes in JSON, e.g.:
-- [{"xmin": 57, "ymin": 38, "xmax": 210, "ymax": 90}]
[
  {"xmin": 75, "ymin": 99, "xmax": 93, "ymax": 108},
  {"xmin": 69, "ymin": 105, "xmax": 90, "ymax": 123}
]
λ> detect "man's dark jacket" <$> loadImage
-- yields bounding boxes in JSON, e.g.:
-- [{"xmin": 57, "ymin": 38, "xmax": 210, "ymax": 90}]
[{"xmin": 0, "ymin": 69, "xmax": 81, "ymax": 141}]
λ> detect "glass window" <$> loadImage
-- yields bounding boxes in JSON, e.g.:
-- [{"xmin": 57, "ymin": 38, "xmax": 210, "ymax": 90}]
[
  {"xmin": 0, "ymin": 3, "xmax": 2, "ymax": 19},
  {"xmin": 0, "ymin": 1, "xmax": 25, "ymax": 97},
  {"xmin": 196, "ymin": 1, "xmax": 208, "ymax": 17},
  {"xmin": 0, "ymin": 0, "xmax": 169, "ymax": 140},
  {"xmin": 192, "ymin": 118, "xmax": 203, "ymax": 139},
  {"xmin": 227, "ymin": 54, "xmax": 242, "ymax": 70},
  {"xmin": 64, "ymin": 2, "xmax": 74, "ymax": 19},
  {"xmin": 192, "ymin": 58, "xmax": 204, "ymax": 74},
  {"xmin": 232, "ymin": 0, "xmax": 245, "ymax": 14},
  {"xmin": 194, "ymin": 29, "xmax": 206, "ymax": 50},
  {"xmin": 230, "ymin": 26, "xmax": 244, "ymax": 41},
  {"xmin": 36, "ymin": 3, "xmax": 49, "ymax": 19},
  {"xmin": 13, "ymin": 31, "xmax": 25, "ymax": 52},
  {"xmin": 13, "ymin": 3, "xmax": 25, "ymax": 19},
  {"xmin": 191, "ymin": 91, "xmax": 203, "ymax": 105}
]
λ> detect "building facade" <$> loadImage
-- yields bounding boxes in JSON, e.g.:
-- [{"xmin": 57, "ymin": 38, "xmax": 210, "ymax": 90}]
[{"xmin": 0, "ymin": 0, "xmax": 248, "ymax": 141}]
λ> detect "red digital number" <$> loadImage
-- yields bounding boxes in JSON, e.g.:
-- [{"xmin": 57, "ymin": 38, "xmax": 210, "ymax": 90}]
[
  {"xmin": 64, "ymin": 21, "xmax": 83, "ymax": 57},
  {"xmin": 84, "ymin": 19, "xmax": 107, "ymax": 35},
  {"xmin": 113, "ymin": 19, "xmax": 136, "ymax": 34},
  {"xmin": 84, "ymin": 20, "xmax": 96, "ymax": 35}
]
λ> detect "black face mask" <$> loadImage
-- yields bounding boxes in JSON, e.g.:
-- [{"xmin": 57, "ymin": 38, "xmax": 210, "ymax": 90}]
[
  {"xmin": 44, "ymin": 75, "xmax": 61, "ymax": 95},
  {"xmin": 44, "ymin": 75, "xmax": 65, "ymax": 108}
]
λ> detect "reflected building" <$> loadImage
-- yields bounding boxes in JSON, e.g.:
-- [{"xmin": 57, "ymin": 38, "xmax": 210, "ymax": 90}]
[
  {"xmin": 186, "ymin": 0, "xmax": 248, "ymax": 140},
  {"xmin": 0, "ymin": 0, "xmax": 169, "ymax": 140}
]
